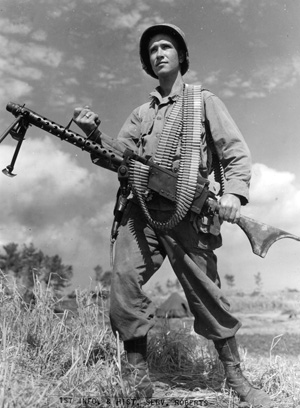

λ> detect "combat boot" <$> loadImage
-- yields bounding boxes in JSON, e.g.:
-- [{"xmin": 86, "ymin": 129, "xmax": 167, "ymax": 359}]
[
  {"xmin": 214, "ymin": 336, "xmax": 273, "ymax": 407},
  {"xmin": 123, "ymin": 336, "xmax": 154, "ymax": 398}
]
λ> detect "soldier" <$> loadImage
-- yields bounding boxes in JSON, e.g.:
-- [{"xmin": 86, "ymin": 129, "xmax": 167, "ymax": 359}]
[{"xmin": 74, "ymin": 24, "xmax": 272, "ymax": 407}]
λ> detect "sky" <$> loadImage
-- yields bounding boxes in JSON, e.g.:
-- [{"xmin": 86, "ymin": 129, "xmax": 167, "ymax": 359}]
[{"xmin": 0, "ymin": 0, "xmax": 300, "ymax": 293}]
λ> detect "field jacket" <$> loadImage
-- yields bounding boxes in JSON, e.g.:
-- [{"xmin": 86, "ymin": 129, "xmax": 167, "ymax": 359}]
[{"xmin": 100, "ymin": 83, "xmax": 252, "ymax": 210}]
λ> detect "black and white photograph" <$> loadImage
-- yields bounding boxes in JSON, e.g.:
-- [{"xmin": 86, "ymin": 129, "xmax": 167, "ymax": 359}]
[{"xmin": 0, "ymin": 1, "xmax": 299, "ymax": 407}]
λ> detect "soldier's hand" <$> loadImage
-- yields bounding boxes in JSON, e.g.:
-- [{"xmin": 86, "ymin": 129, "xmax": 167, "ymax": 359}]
[
  {"xmin": 218, "ymin": 194, "xmax": 241, "ymax": 224},
  {"xmin": 73, "ymin": 105, "xmax": 100, "ymax": 136}
]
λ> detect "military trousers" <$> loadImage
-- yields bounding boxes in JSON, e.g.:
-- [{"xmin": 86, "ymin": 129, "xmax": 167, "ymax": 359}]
[{"xmin": 109, "ymin": 201, "xmax": 241, "ymax": 342}]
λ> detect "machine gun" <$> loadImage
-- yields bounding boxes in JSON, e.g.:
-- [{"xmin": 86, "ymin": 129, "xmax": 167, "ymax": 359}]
[{"xmin": 1, "ymin": 102, "xmax": 300, "ymax": 258}]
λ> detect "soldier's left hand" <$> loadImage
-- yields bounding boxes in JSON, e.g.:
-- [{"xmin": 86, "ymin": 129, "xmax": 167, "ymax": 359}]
[{"xmin": 218, "ymin": 194, "xmax": 241, "ymax": 224}]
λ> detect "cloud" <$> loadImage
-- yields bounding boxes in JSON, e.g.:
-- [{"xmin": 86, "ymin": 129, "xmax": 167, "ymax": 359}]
[
  {"xmin": 216, "ymin": 162, "xmax": 300, "ymax": 243},
  {"xmin": 0, "ymin": 57, "xmax": 43, "ymax": 81},
  {"xmin": 95, "ymin": 70, "xmax": 131, "ymax": 90},
  {"xmin": 47, "ymin": 86, "xmax": 77, "ymax": 107},
  {"xmin": 109, "ymin": 9, "xmax": 143, "ymax": 30},
  {"xmin": 0, "ymin": 17, "xmax": 32, "ymax": 35},
  {"xmin": 242, "ymin": 91, "xmax": 266, "ymax": 99},
  {"xmin": 66, "ymin": 56, "xmax": 86, "ymax": 71},
  {"xmin": 219, "ymin": 0, "xmax": 244, "ymax": 6},
  {"xmin": 0, "ymin": 0, "xmax": 177, "ymax": 115},
  {"xmin": 252, "ymin": 56, "xmax": 300, "ymax": 93},
  {"xmin": 0, "ymin": 138, "xmax": 96, "ymax": 211},
  {"xmin": 0, "ymin": 35, "xmax": 63, "ymax": 69},
  {"xmin": 44, "ymin": 0, "xmax": 78, "ymax": 19},
  {"xmin": 216, "ymin": 161, "xmax": 300, "ymax": 292},
  {"xmin": 243, "ymin": 163, "xmax": 300, "ymax": 230},
  {"xmin": 0, "ymin": 136, "xmax": 118, "ymax": 280},
  {"xmin": 203, "ymin": 71, "xmax": 221, "ymax": 86},
  {"xmin": 217, "ymin": 55, "xmax": 300, "ymax": 99},
  {"xmin": 31, "ymin": 30, "xmax": 47, "ymax": 42},
  {"xmin": 0, "ymin": 30, "xmax": 63, "ymax": 108},
  {"xmin": 185, "ymin": 70, "xmax": 201, "ymax": 85},
  {"xmin": 25, "ymin": 43, "xmax": 62, "ymax": 68},
  {"xmin": 0, "ymin": 78, "xmax": 33, "ymax": 107},
  {"xmin": 219, "ymin": 88, "xmax": 236, "ymax": 99},
  {"xmin": 0, "ymin": 0, "xmax": 168, "ymax": 116},
  {"xmin": 213, "ymin": 0, "xmax": 247, "ymax": 20}
]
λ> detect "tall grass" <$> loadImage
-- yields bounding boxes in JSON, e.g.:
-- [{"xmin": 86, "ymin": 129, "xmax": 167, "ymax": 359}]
[
  {"xmin": 0, "ymin": 276, "xmax": 126, "ymax": 407},
  {"xmin": 148, "ymin": 320, "xmax": 300, "ymax": 407},
  {"xmin": 0, "ymin": 276, "xmax": 299, "ymax": 407}
]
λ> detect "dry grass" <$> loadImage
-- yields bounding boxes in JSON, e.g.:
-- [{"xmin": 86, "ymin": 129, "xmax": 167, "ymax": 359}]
[
  {"xmin": 228, "ymin": 289, "xmax": 300, "ymax": 315},
  {"xmin": 0, "ymin": 276, "xmax": 300, "ymax": 407},
  {"xmin": 148, "ymin": 320, "xmax": 300, "ymax": 407},
  {"xmin": 0, "ymin": 276, "xmax": 125, "ymax": 407}
]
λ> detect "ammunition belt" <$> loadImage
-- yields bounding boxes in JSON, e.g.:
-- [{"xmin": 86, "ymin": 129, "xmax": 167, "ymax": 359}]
[
  {"xmin": 129, "ymin": 84, "xmax": 203, "ymax": 231},
  {"xmin": 153, "ymin": 91, "xmax": 184, "ymax": 169}
]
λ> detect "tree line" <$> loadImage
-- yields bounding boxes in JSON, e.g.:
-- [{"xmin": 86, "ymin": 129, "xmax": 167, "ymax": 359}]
[{"xmin": 0, "ymin": 242, "xmax": 73, "ymax": 293}]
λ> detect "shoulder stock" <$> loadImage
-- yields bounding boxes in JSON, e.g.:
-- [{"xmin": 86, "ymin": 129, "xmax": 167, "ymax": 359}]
[{"xmin": 236, "ymin": 215, "xmax": 300, "ymax": 258}]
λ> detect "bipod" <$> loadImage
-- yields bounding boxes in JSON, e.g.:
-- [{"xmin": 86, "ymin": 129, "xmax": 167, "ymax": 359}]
[{"xmin": 0, "ymin": 110, "xmax": 30, "ymax": 177}]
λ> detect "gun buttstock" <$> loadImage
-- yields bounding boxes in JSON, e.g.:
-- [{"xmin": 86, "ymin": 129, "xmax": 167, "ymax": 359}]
[{"xmin": 237, "ymin": 215, "xmax": 300, "ymax": 258}]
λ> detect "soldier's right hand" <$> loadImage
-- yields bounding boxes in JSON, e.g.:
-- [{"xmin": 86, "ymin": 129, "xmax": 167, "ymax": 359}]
[{"xmin": 73, "ymin": 105, "xmax": 100, "ymax": 136}]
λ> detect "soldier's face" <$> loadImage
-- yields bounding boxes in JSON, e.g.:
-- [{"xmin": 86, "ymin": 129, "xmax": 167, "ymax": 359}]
[{"xmin": 148, "ymin": 34, "xmax": 183, "ymax": 78}]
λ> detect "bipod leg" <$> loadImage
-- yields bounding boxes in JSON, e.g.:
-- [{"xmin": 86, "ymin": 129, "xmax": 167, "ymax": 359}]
[
  {"xmin": 2, "ymin": 136, "xmax": 25, "ymax": 177},
  {"xmin": 0, "ymin": 115, "xmax": 23, "ymax": 144},
  {"xmin": 1, "ymin": 116, "xmax": 29, "ymax": 177}
]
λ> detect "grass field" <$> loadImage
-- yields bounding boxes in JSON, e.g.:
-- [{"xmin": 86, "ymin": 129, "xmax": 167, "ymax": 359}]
[{"xmin": 0, "ymin": 276, "xmax": 300, "ymax": 407}]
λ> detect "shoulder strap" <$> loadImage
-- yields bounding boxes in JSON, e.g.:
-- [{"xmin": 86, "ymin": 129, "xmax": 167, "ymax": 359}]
[{"xmin": 201, "ymin": 89, "xmax": 226, "ymax": 195}]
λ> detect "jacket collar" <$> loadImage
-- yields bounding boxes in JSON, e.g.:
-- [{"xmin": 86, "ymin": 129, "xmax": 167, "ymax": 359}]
[{"xmin": 149, "ymin": 82, "xmax": 185, "ymax": 105}]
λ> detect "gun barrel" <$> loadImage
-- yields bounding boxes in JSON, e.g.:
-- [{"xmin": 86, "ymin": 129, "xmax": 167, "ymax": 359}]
[{"xmin": 6, "ymin": 102, "xmax": 123, "ymax": 172}]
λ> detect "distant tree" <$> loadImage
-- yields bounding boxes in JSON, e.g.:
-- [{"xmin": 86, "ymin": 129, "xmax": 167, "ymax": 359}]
[
  {"xmin": 175, "ymin": 278, "xmax": 181, "ymax": 290},
  {"xmin": 164, "ymin": 278, "xmax": 182, "ymax": 292},
  {"xmin": 154, "ymin": 282, "xmax": 164, "ymax": 295},
  {"xmin": 0, "ymin": 243, "xmax": 22, "ymax": 275},
  {"xmin": 42, "ymin": 253, "xmax": 73, "ymax": 291},
  {"xmin": 0, "ymin": 242, "xmax": 73, "ymax": 293},
  {"xmin": 94, "ymin": 265, "xmax": 111, "ymax": 288},
  {"xmin": 166, "ymin": 279, "xmax": 173, "ymax": 289},
  {"xmin": 100, "ymin": 270, "xmax": 112, "ymax": 288},
  {"xmin": 94, "ymin": 265, "xmax": 103, "ymax": 283},
  {"xmin": 224, "ymin": 274, "xmax": 235, "ymax": 289},
  {"xmin": 254, "ymin": 272, "xmax": 263, "ymax": 292}
]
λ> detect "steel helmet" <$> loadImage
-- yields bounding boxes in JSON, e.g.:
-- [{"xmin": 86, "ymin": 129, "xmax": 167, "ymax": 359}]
[{"xmin": 139, "ymin": 23, "xmax": 189, "ymax": 79}]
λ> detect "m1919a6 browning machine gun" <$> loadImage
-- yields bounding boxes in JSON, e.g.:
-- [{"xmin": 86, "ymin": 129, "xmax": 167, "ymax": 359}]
[{"xmin": 1, "ymin": 102, "xmax": 300, "ymax": 258}]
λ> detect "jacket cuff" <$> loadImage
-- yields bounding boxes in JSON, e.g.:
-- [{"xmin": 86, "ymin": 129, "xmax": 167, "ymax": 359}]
[{"xmin": 223, "ymin": 179, "xmax": 249, "ymax": 205}]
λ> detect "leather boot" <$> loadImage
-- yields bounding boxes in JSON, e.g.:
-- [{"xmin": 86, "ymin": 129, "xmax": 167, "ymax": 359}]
[
  {"xmin": 123, "ymin": 336, "xmax": 154, "ymax": 398},
  {"xmin": 214, "ymin": 336, "xmax": 273, "ymax": 407}
]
